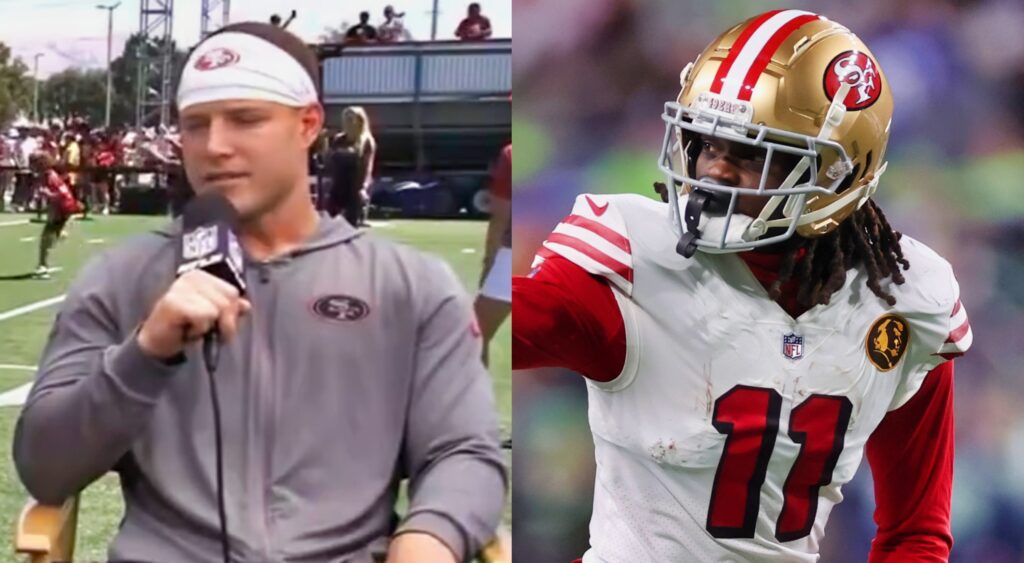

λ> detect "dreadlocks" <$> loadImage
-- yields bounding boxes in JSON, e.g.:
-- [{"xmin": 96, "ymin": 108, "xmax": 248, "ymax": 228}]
[{"xmin": 653, "ymin": 182, "xmax": 911, "ymax": 308}]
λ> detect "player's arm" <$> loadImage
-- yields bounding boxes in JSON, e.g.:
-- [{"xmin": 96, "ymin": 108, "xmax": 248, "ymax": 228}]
[
  {"xmin": 512, "ymin": 254, "xmax": 625, "ymax": 382},
  {"xmin": 361, "ymin": 137, "xmax": 376, "ymax": 190},
  {"xmin": 483, "ymin": 198, "xmax": 509, "ymax": 272},
  {"xmin": 866, "ymin": 360, "xmax": 955, "ymax": 562},
  {"xmin": 513, "ymin": 194, "xmax": 636, "ymax": 382},
  {"xmin": 482, "ymin": 148, "xmax": 510, "ymax": 272}
]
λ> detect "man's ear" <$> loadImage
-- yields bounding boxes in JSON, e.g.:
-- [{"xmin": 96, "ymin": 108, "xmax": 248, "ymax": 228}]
[{"xmin": 299, "ymin": 104, "xmax": 325, "ymax": 149}]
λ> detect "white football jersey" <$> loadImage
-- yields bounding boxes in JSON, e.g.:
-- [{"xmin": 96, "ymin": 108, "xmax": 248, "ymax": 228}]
[{"xmin": 533, "ymin": 193, "xmax": 972, "ymax": 563}]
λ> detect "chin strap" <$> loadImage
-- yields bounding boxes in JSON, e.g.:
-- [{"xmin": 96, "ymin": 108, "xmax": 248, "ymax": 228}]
[{"xmin": 676, "ymin": 189, "xmax": 710, "ymax": 258}]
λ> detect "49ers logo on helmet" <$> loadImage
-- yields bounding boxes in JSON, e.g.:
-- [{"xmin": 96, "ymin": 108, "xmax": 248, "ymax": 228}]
[
  {"xmin": 823, "ymin": 50, "xmax": 882, "ymax": 110},
  {"xmin": 194, "ymin": 47, "xmax": 240, "ymax": 71}
]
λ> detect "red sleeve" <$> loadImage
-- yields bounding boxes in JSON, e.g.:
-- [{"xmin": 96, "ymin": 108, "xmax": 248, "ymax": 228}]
[
  {"xmin": 511, "ymin": 254, "xmax": 625, "ymax": 382},
  {"xmin": 47, "ymin": 171, "xmax": 63, "ymax": 190},
  {"xmin": 866, "ymin": 361, "xmax": 955, "ymax": 562}
]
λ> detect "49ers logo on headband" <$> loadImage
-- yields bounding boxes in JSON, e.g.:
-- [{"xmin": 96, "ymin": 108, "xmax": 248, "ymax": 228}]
[
  {"xmin": 195, "ymin": 47, "xmax": 240, "ymax": 71},
  {"xmin": 823, "ymin": 50, "xmax": 882, "ymax": 110}
]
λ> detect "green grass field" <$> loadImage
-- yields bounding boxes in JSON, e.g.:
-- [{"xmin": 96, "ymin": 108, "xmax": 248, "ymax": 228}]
[{"xmin": 0, "ymin": 214, "xmax": 510, "ymax": 561}]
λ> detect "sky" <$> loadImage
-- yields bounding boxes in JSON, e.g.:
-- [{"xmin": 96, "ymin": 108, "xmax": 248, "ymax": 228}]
[{"xmin": 0, "ymin": 0, "xmax": 511, "ymax": 78}]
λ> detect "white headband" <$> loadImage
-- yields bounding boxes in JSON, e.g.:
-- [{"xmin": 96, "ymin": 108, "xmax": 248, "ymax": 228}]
[{"xmin": 177, "ymin": 31, "xmax": 318, "ymax": 111}]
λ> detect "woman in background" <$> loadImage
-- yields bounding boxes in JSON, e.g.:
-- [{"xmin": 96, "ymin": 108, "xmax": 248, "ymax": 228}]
[{"xmin": 327, "ymin": 106, "xmax": 376, "ymax": 226}]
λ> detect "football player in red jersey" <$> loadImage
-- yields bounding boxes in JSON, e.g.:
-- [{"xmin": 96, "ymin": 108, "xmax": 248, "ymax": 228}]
[
  {"xmin": 514, "ymin": 10, "xmax": 970, "ymax": 563},
  {"xmin": 33, "ymin": 155, "xmax": 82, "ymax": 279}
]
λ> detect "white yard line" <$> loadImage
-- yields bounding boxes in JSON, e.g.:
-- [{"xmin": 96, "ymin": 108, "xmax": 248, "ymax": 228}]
[
  {"xmin": 0, "ymin": 369, "xmax": 36, "ymax": 409},
  {"xmin": 0, "ymin": 219, "xmax": 30, "ymax": 228},
  {"xmin": 0, "ymin": 298, "xmax": 67, "ymax": 408},
  {"xmin": 0, "ymin": 364, "xmax": 37, "ymax": 371},
  {"xmin": 0, "ymin": 292, "xmax": 70, "ymax": 409},
  {"xmin": 0, "ymin": 383, "xmax": 32, "ymax": 407},
  {"xmin": 0, "ymin": 295, "xmax": 66, "ymax": 323}
]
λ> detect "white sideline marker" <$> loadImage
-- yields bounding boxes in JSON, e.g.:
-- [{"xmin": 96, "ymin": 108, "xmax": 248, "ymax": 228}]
[{"xmin": 0, "ymin": 295, "xmax": 66, "ymax": 323}]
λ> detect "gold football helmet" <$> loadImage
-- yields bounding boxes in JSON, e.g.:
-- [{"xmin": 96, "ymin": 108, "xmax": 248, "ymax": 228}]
[{"xmin": 658, "ymin": 10, "xmax": 894, "ymax": 256}]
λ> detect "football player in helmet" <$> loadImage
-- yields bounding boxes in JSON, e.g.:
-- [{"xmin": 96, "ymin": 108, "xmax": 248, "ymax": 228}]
[{"xmin": 513, "ymin": 10, "xmax": 970, "ymax": 562}]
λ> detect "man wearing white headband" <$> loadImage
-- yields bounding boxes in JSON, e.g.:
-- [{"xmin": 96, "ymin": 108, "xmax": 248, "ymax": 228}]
[
  {"xmin": 175, "ymin": 22, "xmax": 323, "ymax": 225},
  {"xmin": 16, "ymin": 22, "xmax": 506, "ymax": 563}
]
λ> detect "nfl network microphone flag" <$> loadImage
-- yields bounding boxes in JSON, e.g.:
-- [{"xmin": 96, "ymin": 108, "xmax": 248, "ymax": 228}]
[{"xmin": 177, "ymin": 194, "xmax": 247, "ymax": 295}]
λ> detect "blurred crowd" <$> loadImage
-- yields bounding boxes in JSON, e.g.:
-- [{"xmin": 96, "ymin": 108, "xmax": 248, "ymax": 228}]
[
  {"xmin": 513, "ymin": 0, "xmax": 1024, "ymax": 561},
  {"xmin": 341, "ymin": 2, "xmax": 494, "ymax": 44},
  {"xmin": 0, "ymin": 116, "xmax": 182, "ymax": 216}
]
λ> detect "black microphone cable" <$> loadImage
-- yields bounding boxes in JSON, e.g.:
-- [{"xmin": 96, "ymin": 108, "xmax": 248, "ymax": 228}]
[
  {"xmin": 178, "ymin": 191, "xmax": 243, "ymax": 563},
  {"xmin": 203, "ymin": 332, "xmax": 231, "ymax": 563}
]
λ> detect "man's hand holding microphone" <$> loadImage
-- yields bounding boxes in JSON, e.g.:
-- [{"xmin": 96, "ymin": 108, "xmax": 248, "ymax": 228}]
[
  {"xmin": 137, "ymin": 270, "xmax": 251, "ymax": 360},
  {"xmin": 138, "ymin": 192, "xmax": 249, "ymax": 363}
]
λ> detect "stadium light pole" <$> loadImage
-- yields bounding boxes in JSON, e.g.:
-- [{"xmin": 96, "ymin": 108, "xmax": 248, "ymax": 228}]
[
  {"xmin": 431, "ymin": 0, "xmax": 439, "ymax": 40},
  {"xmin": 32, "ymin": 53, "xmax": 44, "ymax": 124},
  {"xmin": 97, "ymin": 2, "xmax": 121, "ymax": 128}
]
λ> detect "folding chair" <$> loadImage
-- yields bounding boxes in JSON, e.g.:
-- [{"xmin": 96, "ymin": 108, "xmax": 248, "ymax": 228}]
[{"xmin": 14, "ymin": 493, "xmax": 509, "ymax": 563}]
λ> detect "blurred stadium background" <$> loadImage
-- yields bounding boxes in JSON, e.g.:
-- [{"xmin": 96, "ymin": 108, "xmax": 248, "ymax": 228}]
[
  {"xmin": 512, "ymin": 0, "xmax": 1024, "ymax": 561},
  {"xmin": 0, "ymin": 1, "xmax": 510, "ymax": 559}
]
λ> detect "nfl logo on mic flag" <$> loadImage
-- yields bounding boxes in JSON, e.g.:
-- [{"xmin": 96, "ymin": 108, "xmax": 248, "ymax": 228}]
[
  {"xmin": 182, "ymin": 226, "xmax": 218, "ymax": 260},
  {"xmin": 783, "ymin": 333, "xmax": 804, "ymax": 360}
]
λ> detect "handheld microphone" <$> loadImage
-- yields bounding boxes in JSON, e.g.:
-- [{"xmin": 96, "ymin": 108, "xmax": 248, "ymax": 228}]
[
  {"xmin": 175, "ymin": 193, "xmax": 245, "ymax": 563},
  {"xmin": 178, "ymin": 194, "xmax": 246, "ymax": 365},
  {"xmin": 177, "ymin": 193, "xmax": 246, "ymax": 295}
]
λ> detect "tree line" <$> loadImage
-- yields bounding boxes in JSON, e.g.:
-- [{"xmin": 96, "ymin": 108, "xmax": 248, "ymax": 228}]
[{"xmin": 0, "ymin": 34, "xmax": 187, "ymax": 128}]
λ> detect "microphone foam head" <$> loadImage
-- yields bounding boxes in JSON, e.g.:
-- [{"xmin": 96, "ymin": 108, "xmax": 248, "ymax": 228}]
[{"xmin": 182, "ymin": 192, "xmax": 239, "ymax": 230}]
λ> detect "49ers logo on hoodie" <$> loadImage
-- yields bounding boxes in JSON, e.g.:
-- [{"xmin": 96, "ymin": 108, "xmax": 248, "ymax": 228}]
[{"xmin": 311, "ymin": 295, "xmax": 371, "ymax": 322}]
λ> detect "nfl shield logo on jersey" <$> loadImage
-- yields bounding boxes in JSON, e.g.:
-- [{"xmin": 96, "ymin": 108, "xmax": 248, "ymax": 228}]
[{"xmin": 782, "ymin": 333, "xmax": 804, "ymax": 360}]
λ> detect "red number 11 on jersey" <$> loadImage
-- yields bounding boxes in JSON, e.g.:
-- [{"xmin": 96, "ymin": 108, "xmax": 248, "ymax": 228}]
[{"xmin": 706, "ymin": 385, "xmax": 853, "ymax": 541}]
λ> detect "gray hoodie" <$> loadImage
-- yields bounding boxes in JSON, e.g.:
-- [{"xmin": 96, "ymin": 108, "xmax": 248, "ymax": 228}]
[{"xmin": 13, "ymin": 216, "xmax": 507, "ymax": 562}]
